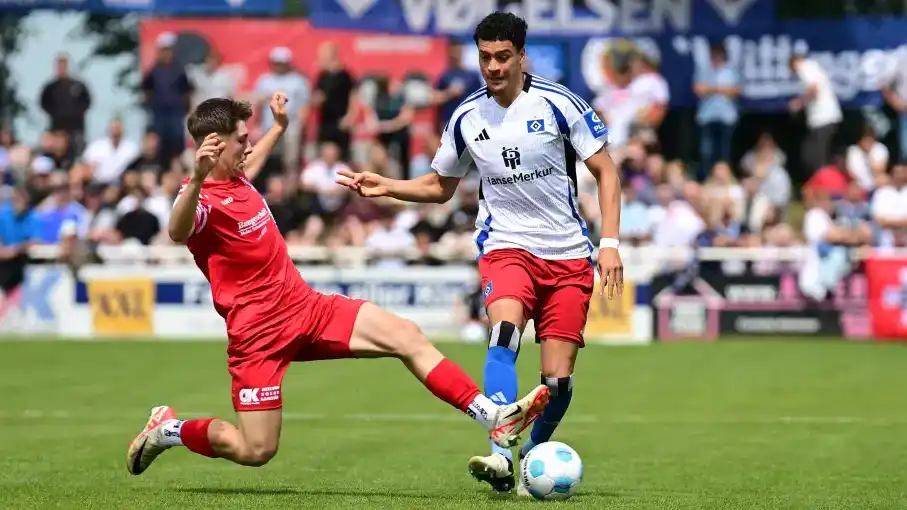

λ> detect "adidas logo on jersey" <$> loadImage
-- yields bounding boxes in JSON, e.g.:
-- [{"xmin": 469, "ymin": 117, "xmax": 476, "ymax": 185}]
[{"xmin": 474, "ymin": 128, "xmax": 490, "ymax": 142}]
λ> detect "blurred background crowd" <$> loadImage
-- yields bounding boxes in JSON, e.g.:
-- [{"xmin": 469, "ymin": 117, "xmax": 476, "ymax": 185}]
[{"xmin": 3, "ymin": 12, "xmax": 907, "ymax": 276}]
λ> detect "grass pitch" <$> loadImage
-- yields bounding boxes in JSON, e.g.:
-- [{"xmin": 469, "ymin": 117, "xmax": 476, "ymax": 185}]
[{"xmin": 0, "ymin": 339, "xmax": 905, "ymax": 509}]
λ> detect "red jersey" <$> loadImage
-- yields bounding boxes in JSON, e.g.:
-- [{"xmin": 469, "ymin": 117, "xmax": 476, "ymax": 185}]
[{"xmin": 178, "ymin": 176, "xmax": 313, "ymax": 340}]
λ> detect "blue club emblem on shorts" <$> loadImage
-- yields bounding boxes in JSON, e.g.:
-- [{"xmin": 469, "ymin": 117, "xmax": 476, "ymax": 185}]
[{"xmin": 484, "ymin": 281, "xmax": 494, "ymax": 298}]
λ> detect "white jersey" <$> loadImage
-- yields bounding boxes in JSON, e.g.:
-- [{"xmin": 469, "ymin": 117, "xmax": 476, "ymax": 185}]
[{"xmin": 432, "ymin": 73, "xmax": 608, "ymax": 260}]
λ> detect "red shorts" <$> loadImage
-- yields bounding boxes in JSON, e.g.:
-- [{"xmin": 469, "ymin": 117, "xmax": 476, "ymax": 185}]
[
  {"xmin": 478, "ymin": 248, "xmax": 594, "ymax": 346},
  {"xmin": 228, "ymin": 293, "xmax": 366, "ymax": 411}
]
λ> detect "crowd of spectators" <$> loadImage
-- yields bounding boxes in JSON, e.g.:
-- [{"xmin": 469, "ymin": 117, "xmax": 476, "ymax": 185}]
[{"xmin": 2, "ymin": 35, "xmax": 907, "ymax": 279}]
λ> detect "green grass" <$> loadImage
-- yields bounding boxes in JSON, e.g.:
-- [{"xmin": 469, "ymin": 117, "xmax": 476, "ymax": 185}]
[{"xmin": 1, "ymin": 340, "xmax": 906, "ymax": 509}]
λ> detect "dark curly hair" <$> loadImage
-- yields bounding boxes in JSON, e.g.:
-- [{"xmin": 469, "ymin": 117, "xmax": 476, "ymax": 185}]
[{"xmin": 472, "ymin": 11, "xmax": 528, "ymax": 50}]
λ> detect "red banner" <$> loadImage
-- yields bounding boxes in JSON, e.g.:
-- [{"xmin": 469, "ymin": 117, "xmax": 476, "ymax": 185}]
[
  {"xmin": 140, "ymin": 19, "xmax": 448, "ymax": 91},
  {"xmin": 139, "ymin": 19, "xmax": 448, "ymax": 142},
  {"xmin": 866, "ymin": 255, "xmax": 907, "ymax": 340}
]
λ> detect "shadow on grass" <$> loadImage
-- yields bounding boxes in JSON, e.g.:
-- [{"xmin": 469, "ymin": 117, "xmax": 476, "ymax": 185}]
[
  {"xmin": 172, "ymin": 487, "xmax": 456, "ymax": 499},
  {"xmin": 481, "ymin": 488, "xmax": 621, "ymax": 501}
]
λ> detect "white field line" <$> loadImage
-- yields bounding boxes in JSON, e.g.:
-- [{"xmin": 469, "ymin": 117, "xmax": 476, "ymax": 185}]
[{"xmin": 1, "ymin": 410, "xmax": 905, "ymax": 426}]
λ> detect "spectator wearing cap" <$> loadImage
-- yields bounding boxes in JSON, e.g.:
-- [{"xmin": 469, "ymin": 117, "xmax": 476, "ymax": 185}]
[
  {"xmin": 313, "ymin": 42, "xmax": 357, "ymax": 162},
  {"xmin": 253, "ymin": 47, "xmax": 310, "ymax": 185},
  {"xmin": 431, "ymin": 40, "xmax": 483, "ymax": 133},
  {"xmin": 693, "ymin": 42, "xmax": 740, "ymax": 182},
  {"xmin": 81, "ymin": 117, "xmax": 139, "ymax": 186},
  {"xmin": 39, "ymin": 53, "xmax": 91, "ymax": 158},
  {"xmin": 789, "ymin": 51, "xmax": 842, "ymax": 176},
  {"xmin": 141, "ymin": 32, "xmax": 193, "ymax": 168},
  {"xmin": 26, "ymin": 156, "xmax": 56, "ymax": 208}
]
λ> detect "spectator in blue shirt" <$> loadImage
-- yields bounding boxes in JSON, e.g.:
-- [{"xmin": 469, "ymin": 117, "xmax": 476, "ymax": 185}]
[
  {"xmin": 694, "ymin": 42, "xmax": 740, "ymax": 182},
  {"xmin": 0, "ymin": 188, "xmax": 37, "ymax": 292},
  {"xmin": 33, "ymin": 185, "xmax": 87, "ymax": 245},
  {"xmin": 141, "ymin": 32, "xmax": 193, "ymax": 169},
  {"xmin": 432, "ymin": 41, "xmax": 483, "ymax": 132}
]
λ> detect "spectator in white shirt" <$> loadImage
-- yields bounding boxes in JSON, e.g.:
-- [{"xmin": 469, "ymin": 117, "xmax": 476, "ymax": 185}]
[
  {"xmin": 81, "ymin": 117, "xmax": 139, "ymax": 185},
  {"xmin": 871, "ymin": 163, "xmax": 907, "ymax": 247},
  {"xmin": 845, "ymin": 126, "xmax": 889, "ymax": 191},
  {"xmin": 591, "ymin": 58, "xmax": 635, "ymax": 155},
  {"xmin": 740, "ymin": 133, "xmax": 792, "ymax": 210},
  {"xmin": 300, "ymin": 141, "xmax": 351, "ymax": 216},
  {"xmin": 188, "ymin": 49, "xmax": 239, "ymax": 108},
  {"xmin": 628, "ymin": 47, "xmax": 670, "ymax": 145},
  {"xmin": 254, "ymin": 47, "xmax": 311, "ymax": 178},
  {"xmin": 789, "ymin": 52, "xmax": 843, "ymax": 175},
  {"xmin": 703, "ymin": 161, "xmax": 746, "ymax": 224}
]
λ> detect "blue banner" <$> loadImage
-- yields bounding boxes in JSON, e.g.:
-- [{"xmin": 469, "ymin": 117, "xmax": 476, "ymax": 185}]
[
  {"xmin": 310, "ymin": 0, "xmax": 907, "ymax": 110},
  {"xmin": 0, "ymin": 0, "xmax": 282, "ymax": 14}
]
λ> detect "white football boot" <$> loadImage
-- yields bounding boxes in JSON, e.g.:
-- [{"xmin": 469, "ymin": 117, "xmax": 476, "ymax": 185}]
[
  {"xmin": 489, "ymin": 384, "xmax": 550, "ymax": 448},
  {"xmin": 468, "ymin": 452, "xmax": 516, "ymax": 493},
  {"xmin": 126, "ymin": 405, "xmax": 177, "ymax": 475}
]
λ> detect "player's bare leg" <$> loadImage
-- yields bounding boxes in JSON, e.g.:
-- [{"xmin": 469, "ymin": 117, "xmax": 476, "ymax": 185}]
[
  {"xmin": 347, "ymin": 302, "xmax": 548, "ymax": 447},
  {"xmin": 126, "ymin": 408, "xmax": 282, "ymax": 475},
  {"xmin": 468, "ymin": 297, "xmax": 527, "ymax": 492}
]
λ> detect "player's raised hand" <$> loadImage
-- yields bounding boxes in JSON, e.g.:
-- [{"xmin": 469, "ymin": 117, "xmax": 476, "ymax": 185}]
[
  {"xmin": 336, "ymin": 168, "xmax": 390, "ymax": 198},
  {"xmin": 194, "ymin": 133, "xmax": 225, "ymax": 180},
  {"xmin": 597, "ymin": 247, "xmax": 624, "ymax": 300},
  {"xmin": 270, "ymin": 91, "xmax": 289, "ymax": 130}
]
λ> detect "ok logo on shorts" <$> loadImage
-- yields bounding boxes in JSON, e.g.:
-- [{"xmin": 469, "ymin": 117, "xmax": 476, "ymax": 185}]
[
  {"xmin": 239, "ymin": 388, "xmax": 260, "ymax": 404},
  {"xmin": 484, "ymin": 281, "xmax": 494, "ymax": 299}
]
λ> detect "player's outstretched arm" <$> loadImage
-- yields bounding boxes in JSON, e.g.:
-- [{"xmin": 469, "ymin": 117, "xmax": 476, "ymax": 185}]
[
  {"xmin": 244, "ymin": 92, "xmax": 289, "ymax": 181},
  {"xmin": 337, "ymin": 169, "xmax": 460, "ymax": 204},
  {"xmin": 585, "ymin": 148, "xmax": 624, "ymax": 299}
]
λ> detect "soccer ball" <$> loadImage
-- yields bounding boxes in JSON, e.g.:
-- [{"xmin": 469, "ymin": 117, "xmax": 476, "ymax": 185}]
[{"xmin": 519, "ymin": 441, "xmax": 583, "ymax": 500}]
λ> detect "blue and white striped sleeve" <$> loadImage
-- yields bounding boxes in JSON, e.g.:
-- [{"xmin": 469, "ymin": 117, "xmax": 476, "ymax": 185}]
[{"xmin": 431, "ymin": 108, "xmax": 474, "ymax": 178}]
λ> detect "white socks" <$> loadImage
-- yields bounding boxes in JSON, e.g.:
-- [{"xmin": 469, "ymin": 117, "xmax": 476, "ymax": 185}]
[
  {"xmin": 467, "ymin": 394, "xmax": 499, "ymax": 430},
  {"xmin": 158, "ymin": 419, "xmax": 185, "ymax": 447}
]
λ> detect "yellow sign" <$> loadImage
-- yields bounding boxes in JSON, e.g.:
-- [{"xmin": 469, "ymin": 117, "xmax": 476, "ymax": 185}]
[
  {"xmin": 88, "ymin": 278, "xmax": 154, "ymax": 335},
  {"xmin": 585, "ymin": 281, "xmax": 635, "ymax": 336}
]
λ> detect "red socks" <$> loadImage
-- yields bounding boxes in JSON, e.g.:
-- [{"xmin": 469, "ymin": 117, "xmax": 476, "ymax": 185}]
[
  {"xmin": 180, "ymin": 418, "xmax": 218, "ymax": 458},
  {"xmin": 424, "ymin": 358, "xmax": 482, "ymax": 411}
]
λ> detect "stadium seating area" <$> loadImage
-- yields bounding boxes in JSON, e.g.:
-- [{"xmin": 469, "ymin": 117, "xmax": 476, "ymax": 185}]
[{"xmin": 0, "ymin": 36, "xmax": 904, "ymax": 272}]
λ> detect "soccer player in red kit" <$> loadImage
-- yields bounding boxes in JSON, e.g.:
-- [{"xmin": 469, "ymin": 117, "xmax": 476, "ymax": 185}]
[{"xmin": 125, "ymin": 93, "xmax": 550, "ymax": 475}]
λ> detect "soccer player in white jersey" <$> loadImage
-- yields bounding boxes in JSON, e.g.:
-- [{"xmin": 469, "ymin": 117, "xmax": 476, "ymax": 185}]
[{"xmin": 338, "ymin": 11, "xmax": 623, "ymax": 494}]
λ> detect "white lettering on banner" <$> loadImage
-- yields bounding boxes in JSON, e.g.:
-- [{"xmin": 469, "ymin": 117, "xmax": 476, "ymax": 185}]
[
  {"xmin": 703, "ymin": 0, "xmax": 758, "ymax": 25},
  {"xmin": 335, "ymin": 0, "xmax": 379, "ymax": 18},
  {"xmin": 673, "ymin": 34, "xmax": 907, "ymax": 101},
  {"xmin": 399, "ymin": 0, "xmax": 690, "ymax": 35},
  {"xmin": 725, "ymin": 285, "xmax": 777, "ymax": 303},
  {"xmin": 670, "ymin": 301, "xmax": 706, "ymax": 335}
]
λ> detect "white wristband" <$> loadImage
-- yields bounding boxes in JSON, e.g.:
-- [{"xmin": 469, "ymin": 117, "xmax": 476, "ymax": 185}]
[{"xmin": 599, "ymin": 238, "xmax": 619, "ymax": 250}]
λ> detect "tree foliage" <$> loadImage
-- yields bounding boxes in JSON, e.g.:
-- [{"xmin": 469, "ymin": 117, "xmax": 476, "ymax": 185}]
[
  {"xmin": 78, "ymin": 14, "xmax": 139, "ymax": 92},
  {"xmin": 0, "ymin": 14, "xmax": 27, "ymax": 128}
]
